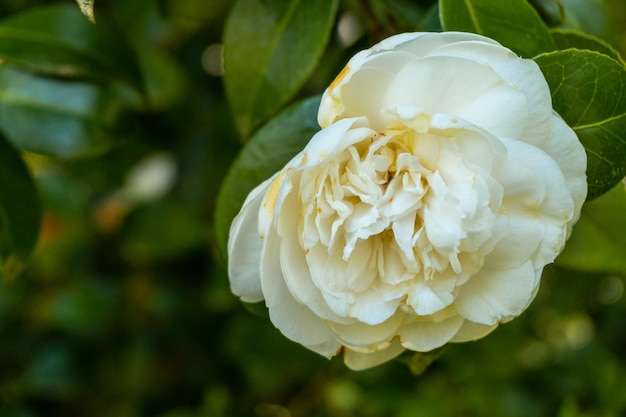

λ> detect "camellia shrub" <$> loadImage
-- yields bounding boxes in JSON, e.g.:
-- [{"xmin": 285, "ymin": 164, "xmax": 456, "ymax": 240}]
[{"xmin": 1, "ymin": 0, "xmax": 626, "ymax": 416}]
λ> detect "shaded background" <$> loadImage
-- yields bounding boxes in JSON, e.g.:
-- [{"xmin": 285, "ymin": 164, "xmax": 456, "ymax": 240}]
[{"xmin": 1, "ymin": 0, "xmax": 626, "ymax": 416}]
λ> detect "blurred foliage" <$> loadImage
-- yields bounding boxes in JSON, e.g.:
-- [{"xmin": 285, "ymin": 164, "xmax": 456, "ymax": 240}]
[{"xmin": 0, "ymin": 0, "xmax": 624, "ymax": 416}]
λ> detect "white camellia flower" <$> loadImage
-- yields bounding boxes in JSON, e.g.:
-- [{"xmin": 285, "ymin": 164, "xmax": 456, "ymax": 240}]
[{"xmin": 228, "ymin": 32, "xmax": 587, "ymax": 370}]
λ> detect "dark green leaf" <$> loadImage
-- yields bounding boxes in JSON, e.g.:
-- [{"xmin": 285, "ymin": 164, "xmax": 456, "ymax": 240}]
[
  {"xmin": 376, "ymin": 0, "xmax": 427, "ymax": 29},
  {"xmin": 0, "ymin": 4, "xmax": 141, "ymax": 87},
  {"xmin": 0, "ymin": 67, "xmax": 125, "ymax": 158},
  {"xmin": 223, "ymin": 0, "xmax": 338, "ymax": 139},
  {"xmin": 535, "ymin": 49, "xmax": 626, "ymax": 199},
  {"xmin": 550, "ymin": 29, "xmax": 623, "ymax": 63},
  {"xmin": 439, "ymin": 0, "xmax": 556, "ymax": 57},
  {"xmin": 214, "ymin": 96, "xmax": 320, "ymax": 256},
  {"xmin": 556, "ymin": 182, "xmax": 626, "ymax": 274},
  {"xmin": 420, "ymin": 3, "xmax": 443, "ymax": 32},
  {"xmin": 0, "ymin": 133, "xmax": 41, "ymax": 281},
  {"xmin": 529, "ymin": 0, "xmax": 563, "ymax": 27}
]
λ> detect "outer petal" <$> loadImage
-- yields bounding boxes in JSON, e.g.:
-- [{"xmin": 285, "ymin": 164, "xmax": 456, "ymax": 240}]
[
  {"xmin": 380, "ymin": 56, "xmax": 528, "ymax": 134},
  {"xmin": 450, "ymin": 320, "xmax": 498, "ymax": 342},
  {"xmin": 261, "ymin": 194, "xmax": 340, "ymax": 356},
  {"xmin": 329, "ymin": 312, "xmax": 405, "ymax": 349},
  {"xmin": 454, "ymin": 260, "xmax": 536, "ymax": 325},
  {"xmin": 227, "ymin": 178, "xmax": 273, "ymax": 302},
  {"xmin": 399, "ymin": 314, "xmax": 465, "ymax": 351},
  {"xmin": 544, "ymin": 115, "xmax": 587, "ymax": 229},
  {"xmin": 427, "ymin": 40, "xmax": 553, "ymax": 146},
  {"xmin": 343, "ymin": 339, "xmax": 405, "ymax": 370}
]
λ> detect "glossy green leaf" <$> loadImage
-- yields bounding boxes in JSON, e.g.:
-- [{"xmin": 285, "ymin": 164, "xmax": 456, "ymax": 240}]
[
  {"xmin": 0, "ymin": 133, "xmax": 41, "ymax": 281},
  {"xmin": 439, "ymin": 0, "xmax": 556, "ymax": 57},
  {"xmin": 76, "ymin": 0, "xmax": 95, "ymax": 23},
  {"xmin": 0, "ymin": 67, "xmax": 124, "ymax": 158},
  {"xmin": 535, "ymin": 49, "xmax": 626, "ymax": 199},
  {"xmin": 0, "ymin": 4, "xmax": 141, "ymax": 87},
  {"xmin": 556, "ymin": 183, "xmax": 626, "ymax": 274},
  {"xmin": 223, "ymin": 0, "xmax": 338, "ymax": 139},
  {"xmin": 214, "ymin": 96, "xmax": 320, "ymax": 256},
  {"xmin": 550, "ymin": 29, "xmax": 623, "ymax": 63}
]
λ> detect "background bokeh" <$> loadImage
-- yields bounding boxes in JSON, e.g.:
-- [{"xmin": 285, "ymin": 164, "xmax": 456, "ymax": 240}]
[{"xmin": 1, "ymin": 0, "xmax": 625, "ymax": 416}]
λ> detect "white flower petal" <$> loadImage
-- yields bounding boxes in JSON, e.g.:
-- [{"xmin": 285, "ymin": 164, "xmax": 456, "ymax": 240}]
[
  {"xmin": 406, "ymin": 279, "xmax": 456, "ymax": 316},
  {"xmin": 429, "ymin": 40, "xmax": 553, "ymax": 145},
  {"xmin": 484, "ymin": 212, "xmax": 545, "ymax": 270},
  {"xmin": 544, "ymin": 115, "xmax": 588, "ymax": 228},
  {"xmin": 227, "ymin": 178, "xmax": 273, "ymax": 302},
  {"xmin": 450, "ymin": 320, "xmax": 498, "ymax": 342},
  {"xmin": 382, "ymin": 56, "xmax": 528, "ymax": 134},
  {"xmin": 329, "ymin": 312, "xmax": 404, "ymax": 348},
  {"xmin": 261, "ymin": 218, "xmax": 339, "ymax": 352},
  {"xmin": 454, "ymin": 260, "xmax": 536, "ymax": 325},
  {"xmin": 343, "ymin": 339, "xmax": 405, "ymax": 370},
  {"xmin": 290, "ymin": 117, "xmax": 375, "ymax": 170},
  {"xmin": 399, "ymin": 314, "xmax": 464, "ymax": 351},
  {"xmin": 277, "ymin": 180, "xmax": 354, "ymax": 324}
]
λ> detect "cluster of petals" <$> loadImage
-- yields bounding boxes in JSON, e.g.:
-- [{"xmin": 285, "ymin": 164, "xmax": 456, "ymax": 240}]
[{"xmin": 228, "ymin": 32, "xmax": 587, "ymax": 369}]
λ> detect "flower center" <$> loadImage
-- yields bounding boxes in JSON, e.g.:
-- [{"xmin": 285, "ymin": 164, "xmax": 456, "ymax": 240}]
[{"xmin": 299, "ymin": 114, "xmax": 499, "ymax": 317}]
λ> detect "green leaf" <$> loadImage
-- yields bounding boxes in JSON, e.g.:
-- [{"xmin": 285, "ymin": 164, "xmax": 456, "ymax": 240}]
[
  {"xmin": 528, "ymin": 0, "xmax": 563, "ymax": 27},
  {"xmin": 550, "ymin": 29, "xmax": 624, "ymax": 63},
  {"xmin": 556, "ymin": 182, "xmax": 626, "ymax": 275},
  {"xmin": 535, "ymin": 49, "xmax": 626, "ymax": 199},
  {"xmin": 0, "ymin": 4, "xmax": 141, "ymax": 87},
  {"xmin": 76, "ymin": 0, "xmax": 95, "ymax": 23},
  {"xmin": 223, "ymin": 0, "xmax": 338, "ymax": 139},
  {"xmin": 214, "ymin": 96, "xmax": 321, "ymax": 256},
  {"xmin": 0, "ymin": 67, "xmax": 125, "ymax": 158},
  {"xmin": 0, "ymin": 133, "xmax": 42, "ymax": 281},
  {"xmin": 439, "ymin": 0, "xmax": 556, "ymax": 57},
  {"xmin": 560, "ymin": 0, "xmax": 610, "ymax": 40}
]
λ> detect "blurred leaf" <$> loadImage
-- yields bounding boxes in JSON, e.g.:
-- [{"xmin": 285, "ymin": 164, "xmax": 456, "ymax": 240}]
[
  {"xmin": 0, "ymin": 4, "xmax": 141, "ymax": 87},
  {"xmin": 376, "ymin": 0, "xmax": 426, "ymax": 29},
  {"xmin": 560, "ymin": 0, "xmax": 610, "ymax": 40},
  {"xmin": 160, "ymin": 0, "xmax": 232, "ymax": 27},
  {"xmin": 0, "ymin": 67, "xmax": 125, "ymax": 158},
  {"xmin": 420, "ymin": 3, "xmax": 443, "ymax": 32},
  {"xmin": 557, "ymin": 183, "xmax": 626, "ymax": 274},
  {"xmin": 138, "ymin": 50, "xmax": 187, "ymax": 111},
  {"xmin": 121, "ymin": 199, "xmax": 208, "ymax": 264},
  {"xmin": 439, "ymin": 0, "xmax": 556, "ymax": 57},
  {"xmin": 223, "ymin": 0, "xmax": 338, "ymax": 139},
  {"xmin": 31, "ymin": 281, "xmax": 120, "ymax": 336},
  {"xmin": 75, "ymin": 0, "xmax": 95, "ymax": 23},
  {"xmin": 535, "ymin": 50, "xmax": 626, "ymax": 199},
  {"xmin": 529, "ymin": 0, "xmax": 563, "ymax": 27},
  {"xmin": 551, "ymin": 29, "xmax": 623, "ymax": 63},
  {"xmin": 214, "ymin": 96, "xmax": 320, "ymax": 256},
  {"xmin": 0, "ymin": 133, "xmax": 41, "ymax": 281}
]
